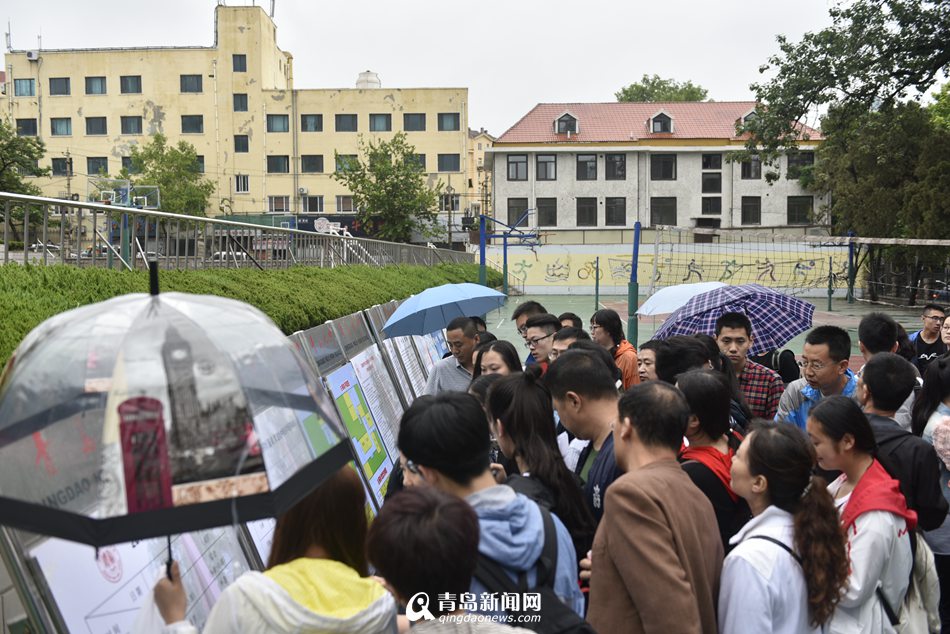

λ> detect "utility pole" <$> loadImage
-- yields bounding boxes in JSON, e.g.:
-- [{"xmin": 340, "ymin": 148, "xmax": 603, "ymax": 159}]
[
  {"xmin": 65, "ymin": 149, "xmax": 73, "ymax": 198},
  {"xmin": 446, "ymin": 184, "xmax": 454, "ymax": 249}
]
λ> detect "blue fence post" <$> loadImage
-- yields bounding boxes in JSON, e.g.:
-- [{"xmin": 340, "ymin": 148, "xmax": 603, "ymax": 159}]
[
  {"xmin": 627, "ymin": 221, "xmax": 641, "ymax": 345},
  {"xmin": 478, "ymin": 215, "xmax": 487, "ymax": 286}
]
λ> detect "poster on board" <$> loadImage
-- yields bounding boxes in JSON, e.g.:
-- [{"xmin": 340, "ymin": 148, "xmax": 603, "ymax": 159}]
[
  {"xmin": 324, "ymin": 365, "xmax": 393, "ymax": 508},
  {"xmin": 30, "ymin": 526, "xmax": 250, "ymax": 634},
  {"xmin": 394, "ymin": 336, "xmax": 429, "ymax": 394},
  {"xmin": 380, "ymin": 338, "xmax": 416, "ymax": 401},
  {"xmin": 350, "ymin": 345, "xmax": 405, "ymax": 459},
  {"xmin": 413, "ymin": 335, "xmax": 443, "ymax": 371}
]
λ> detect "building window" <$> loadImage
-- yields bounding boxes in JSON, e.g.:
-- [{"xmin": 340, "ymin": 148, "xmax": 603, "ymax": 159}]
[
  {"xmin": 650, "ymin": 197, "xmax": 677, "ymax": 225},
  {"xmin": 408, "ymin": 154, "xmax": 426, "ymax": 171},
  {"xmin": 180, "ymin": 74, "xmax": 202, "ymax": 93},
  {"xmin": 507, "ymin": 155, "xmax": 527, "ymax": 181},
  {"xmin": 701, "ymin": 197, "xmax": 722, "ymax": 215},
  {"xmin": 233, "ymin": 54, "xmax": 247, "ymax": 72},
  {"xmin": 84, "ymin": 76, "xmax": 107, "ymax": 95},
  {"xmin": 787, "ymin": 196, "xmax": 813, "ymax": 225},
  {"xmin": 336, "ymin": 155, "xmax": 358, "ymax": 172},
  {"xmin": 404, "ymin": 113, "xmax": 426, "ymax": 131},
  {"xmin": 181, "ymin": 115, "xmax": 204, "ymax": 134},
  {"xmin": 701, "ymin": 173, "xmax": 722, "ymax": 193},
  {"xmin": 787, "ymin": 151, "xmax": 815, "ymax": 180},
  {"xmin": 369, "ymin": 113, "xmax": 392, "ymax": 132},
  {"xmin": 14, "ymin": 79, "xmax": 35, "ymax": 96},
  {"xmin": 556, "ymin": 114, "xmax": 577, "ymax": 134},
  {"xmin": 606, "ymin": 154, "xmax": 626, "ymax": 180},
  {"xmin": 233, "ymin": 94, "xmax": 248, "ymax": 112},
  {"xmin": 234, "ymin": 135, "xmax": 249, "ymax": 153},
  {"xmin": 605, "ymin": 197, "xmax": 626, "ymax": 226},
  {"xmin": 120, "ymin": 75, "xmax": 142, "ymax": 94},
  {"xmin": 438, "ymin": 154, "xmax": 460, "ymax": 172},
  {"xmin": 301, "ymin": 114, "xmax": 323, "ymax": 132},
  {"xmin": 576, "ymin": 154, "xmax": 597, "ymax": 180},
  {"xmin": 741, "ymin": 196, "xmax": 761, "ymax": 225},
  {"xmin": 702, "ymin": 154, "xmax": 722, "ymax": 170},
  {"xmin": 335, "ymin": 114, "xmax": 358, "ymax": 132},
  {"xmin": 741, "ymin": 156, "xmax": 761, "ymax": 180},
  {"xmin": 15, "ymin": 119, "xmax": 37, "ymax": 136},
  {"xmin": 121, "ymin": 157, "xmax": 135, "ymax": 173},
  {"xmin": 51, "ymin": 158, "xmax": 70, "ymax": 176},
  {"xmin": 651, "ymin": 154, "xmax": 676, "ymax": 180},
  {"xmin": 195, "ymin": 156, "xmax": 205, "ymax": 173},
  {"xmin": 85, "ymin": 117, "xmax": 107, "ymax": 135},
  {"xmin": 267, "ymin": 114, "xmax": 289, "ymax": 132},
  {"xmin": 50, "ymin": 117, "xmax": 72, "ymax": 136},
  {"xmin": 120, "ymin": 116, "xmax": 142, "ymax": 135},
  {"xmin": 652, "ymin": 113, "xmax": 672, "ymax": 133},
  {"xmin": 536, "ymin": 155, "xmax": 556, "ymax": 181},
  {"xmin": 536, "ymin": 198, "xmax": 557, "ymax": 226},
  {"xmin": 268, "ymin": 196, "xmax": 290, "ymax": 213},
  {"xmin": 337, "ymin": 195, "xmax": 355, "ymax": 212},
  {"xmin": 438, "ymin": 113, "xmax": 460, "ymax": 131},
  {"xmin": 507, "ymin": 198, "xmax": 529, "ymax": 227},
  {"xmin": 440, "ymin": 194, "xmax": 461, "ymax": 211},
  {"xmin": 87, "ymin": 157, "xmax": 108, "ymax": 175},
  {"xmin": 576, "ymin": 198, "xmax": 597, "ymax": 227},
  {"xmin": 301, "ymin": 155, "xmax": 324, "ymax": 173},
  {"xmin": 49, "ymin": 77, "xmax": 70, "ymax": 96},
  {"xmin": 235, "ymin": 174, "xmax": 249, "ymax": 194},
  {"xmin": 267, "ymin": 156, "xmax": 290, "ymax": 173},
  {"xmin": 303, "ymin": 196, "xmax": 324, "ymax": 213}
]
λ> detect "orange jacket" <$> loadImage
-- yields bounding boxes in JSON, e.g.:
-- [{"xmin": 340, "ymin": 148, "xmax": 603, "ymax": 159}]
[{"xmin": 614, "ymin": 340, "xmax": 640, "ymax": 390}]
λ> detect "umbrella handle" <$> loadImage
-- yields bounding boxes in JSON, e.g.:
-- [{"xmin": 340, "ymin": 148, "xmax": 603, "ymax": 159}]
[{"xmin": 166, "ymin": 534, "xmax": 173, "ymax": 580}]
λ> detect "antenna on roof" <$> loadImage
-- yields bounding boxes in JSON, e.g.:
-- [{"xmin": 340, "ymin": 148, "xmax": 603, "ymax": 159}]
[
  {"xmin": 5, "ymin": 22, "xmax": 11, "ymax": 52},
  {"xmin": 270, "ymin": 0, "xmax": 276, "ymax": 17}
]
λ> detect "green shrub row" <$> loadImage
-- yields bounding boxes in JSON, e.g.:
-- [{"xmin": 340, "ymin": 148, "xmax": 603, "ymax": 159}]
[{"xmin": 0, "ymin": 263, "xmax": 502, "ymax": 365}]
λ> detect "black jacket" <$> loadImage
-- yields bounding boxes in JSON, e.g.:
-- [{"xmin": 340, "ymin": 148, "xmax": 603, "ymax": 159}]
[
  {"xmin": 869, "ymin": 413, "xmax": 949, "ymax": 531},
  {"xmin": 573, "ymin": 432, "xmax": 623, "ymax": 525}
]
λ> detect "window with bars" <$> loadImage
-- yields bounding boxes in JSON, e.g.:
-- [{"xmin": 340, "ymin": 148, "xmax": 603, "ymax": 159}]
[
  {"xmin": 576, "ymin": 198, "xmax": 597, "ymax": 226},
  {"xmin": 121, "ymin": 116, "xmax": 142, "ymax": 135},
  {"xmin": 537, "ymin": 198, "xmax": 557, "ymax": 226},
  {"xmin": 605, "ymin": 197, "xmax": 626, "ymax": 226},
  {"xmin": 576, "ymin": 154, "xmax": 597, "ymax": 180},
  {"xmin": 536, "ymin": 155, "xmax": 556, "ymax": 181},
  {"xmin": 301, "ymin": 114, "xmax": 323, "ymax": 132},
  {"xmin": 507, "ymin": 155, "xmax": 527, "ymax": 181},
  {"xmin": 741, "ymin": 197, "xmax": 761, "ymax": 225},
  {"xmin": 650, "ymin": 197, "xmax": 677, "ymax": 225}
]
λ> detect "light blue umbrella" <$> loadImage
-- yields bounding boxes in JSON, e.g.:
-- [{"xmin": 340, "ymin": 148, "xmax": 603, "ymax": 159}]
[{"xmin": 383, "ymin": 283, "xmax": 507, "ymax": 337}]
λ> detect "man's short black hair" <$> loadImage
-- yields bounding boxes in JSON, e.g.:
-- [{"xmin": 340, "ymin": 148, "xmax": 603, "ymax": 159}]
[
  {"xmin": 922, "ymin": 303, "xmax": 946, "ymax": 315},
  {"xmin": 398, "ymin": 393, "xmax": 491, "ymax": 485},
  {"xmin": 558, "ymin": 312, "xmax": 583, "ymax": 329},
  {"xmin": 618, "ymin": 382, "xmax": 691, "ymax": 452},
  {"xmin": 654, "ymin": 336, "xmax": 711, "ymax": 383},
  {"xmin": 804, "ymin": 325, "xmax": 851, "ymax": 363},
  {"xmin": 639, "ymin": 339, "xmax": 668, "ymax": 354},
  {"xmin": 715, "ymin": 312, "xmax": 753, "ymax": 338},
  {"xmin": 591, "ymin": 308, "xmax": 625, "ymax": 346},
  {"xmin": 511, "ymin": 301, "xmax": 547, "ymax": 321},
  {"xmin": 446, "ymin": 316, "xmax": 477, "ymax": 339},
  {"xmin": 857, "ymin": 312, "xmax": 898, "ymax": 355},
  {"xmin": 524, "ymin": 313, "xmax": 561, "ymax": 334},
  {"xmin": 544, "ymin": 349, "xmax": 619, "ymax": 400},
  {"xmin": 862, "ymin": 352, "xmax": 918, "ymax": 413},
  {"xmin": 469, "ymin": 315, "xmax": 487, "ymax": 332},
  {"xmin": 568, "ymin": 340, "xmax": 623, "ymax": 385},
  {"xmin": 553, "ymin": 326, "xmax": 590, "ymax": 342}
]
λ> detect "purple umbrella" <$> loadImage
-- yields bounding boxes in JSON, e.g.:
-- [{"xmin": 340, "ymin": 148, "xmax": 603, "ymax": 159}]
[{"xmin": 653, "ymin": 284, "xmax": 815, "ymax": 355}]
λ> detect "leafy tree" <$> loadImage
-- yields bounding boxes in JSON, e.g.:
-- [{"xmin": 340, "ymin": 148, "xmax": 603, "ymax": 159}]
[
  {"xmin": 615, "ymin": 74, "xmax": 709, "ymax": 102},
  {"xmin": 121, "ymin": 133, "xmax": 215, "ymax": 216},
  {"xmin": 331, "ymin": 132, "xmax": 441, "ymax": 243},
  {"xmin": 932, "ymin": 82, "xmax": 950, "ymax": 129},
  {"xmin": 0, "ymin": 118, "xmax": 50, "ymax": 240},
  {"xmin": 744, "ymin": 0, "xmax": 950, "ymax": 159}
]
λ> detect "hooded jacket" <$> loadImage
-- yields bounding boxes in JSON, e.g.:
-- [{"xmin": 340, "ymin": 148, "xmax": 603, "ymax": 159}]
[
  {"xmin": 467, "ymin": 485, "xmax": 584, "ymax": 618},
  {"xmin": 613, "ymin": 340, "xmax": 640, "ymax": 390},
  {"xmin": 163, "ymin": 558, "xmax": 398, "ymax": 634},
  {"xmin": 775, "ymin": 370, "xmax": 858, "ymax": 430}
]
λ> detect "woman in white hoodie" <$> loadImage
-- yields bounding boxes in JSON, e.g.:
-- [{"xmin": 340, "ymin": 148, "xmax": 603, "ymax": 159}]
[
  {"xmin": 154, "ymin": 465, "xmax": 398, "ymax": 634},
  {"xmin": 720, "ymin": 421, "xmax": 849, "ymax": 633}
]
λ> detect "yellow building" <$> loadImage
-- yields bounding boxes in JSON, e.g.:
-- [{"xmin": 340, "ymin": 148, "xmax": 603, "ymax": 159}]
[
  {"xmin": 466, "ymin": 128, "xmax": 494, "ymax": 219},
  {"xmin": 3, "ymin": 5, "xmax": 469, "ymax": 218}
]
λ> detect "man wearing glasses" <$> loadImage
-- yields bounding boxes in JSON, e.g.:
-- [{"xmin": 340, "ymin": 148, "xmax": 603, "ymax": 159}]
[
  {"xmin": 909, "ymin": 303, "xmax": 947, "ymax": 375},
  {"xmin": 423, "ymin": 317, "xmax": 480, "ymax": 395},
  {"xmin": 523, "ymin": 313, "xmax": 561, "ymax": 371},
  {"xmin": 775, "ymin": 325, "xmax": 858, "ymax": 430},
  {"xmin": 511, "ymin": 300, "xmax": 548, "ymax": 366}
]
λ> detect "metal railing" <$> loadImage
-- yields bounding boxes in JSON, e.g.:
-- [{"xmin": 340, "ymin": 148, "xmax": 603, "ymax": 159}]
[{"xmin": 0, "ymin": 192, "xmax": 472, "ymax": 271}]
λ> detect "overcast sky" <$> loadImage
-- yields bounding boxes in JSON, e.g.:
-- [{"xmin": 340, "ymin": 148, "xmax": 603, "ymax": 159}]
[{"xmin": 5, "ymin": 0, "xmax": 839, "ymax": 135}]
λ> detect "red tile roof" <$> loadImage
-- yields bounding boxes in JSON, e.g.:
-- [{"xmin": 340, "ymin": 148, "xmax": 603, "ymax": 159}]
[{"xmin": 496, "ymin": 102, "xmax": 822, "ymax": 144}]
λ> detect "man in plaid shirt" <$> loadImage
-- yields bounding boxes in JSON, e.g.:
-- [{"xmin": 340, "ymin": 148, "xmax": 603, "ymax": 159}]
[{"xmin": 715, "ymin": 312, "xmax": 784, "ymax": 419}]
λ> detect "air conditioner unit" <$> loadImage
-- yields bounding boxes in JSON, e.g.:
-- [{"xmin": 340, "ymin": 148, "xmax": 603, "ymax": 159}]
[
  {"xmin": 70, "ymin": 193, "xmax": 80, "ymax": 201},
  {"xmin": 26, "ymin": 51, "xmax": 40, "ymax": 62},
  {"xmin": 297, "ymin": 187, "xmax": 308, "ymax": 196}
]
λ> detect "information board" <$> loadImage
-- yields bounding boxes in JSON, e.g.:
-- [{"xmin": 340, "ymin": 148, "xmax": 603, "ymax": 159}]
[
  {"xmin": 394, "ymin": 336, "xmax": 429, "ymax": 395},
  {"xmin": 351, "ymin": 345, "xmax": 405, "ymax": 460},
  {"xmin": 299, "ymin": 323, "xmax": 346, "ymax": 374},
  {"xmin": 380, "ymin": 338, "xmax": 416, "ymax": 401},
  {"xmin": 363, "ymin": 304, "xmax": 416, "ymax": 404},
  {"xmin": 324, "ymin": 365, "xmax": 393, "ymax": 509},
  {"xmin": 330, "ymin": 313, "xmax": 374, "ymax": 360},
  {"xmin": 413, "ymin": 335, "xmax": 443, "ymax": 371},
  {"xmin": 30, "ymin": 526, "xmax": 251, "ymax": 634}
]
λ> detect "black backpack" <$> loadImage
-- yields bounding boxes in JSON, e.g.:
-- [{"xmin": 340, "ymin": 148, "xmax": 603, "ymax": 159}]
[{"xmin": 473, "ymin": 507, "xmax": 596, "ymax": 634}]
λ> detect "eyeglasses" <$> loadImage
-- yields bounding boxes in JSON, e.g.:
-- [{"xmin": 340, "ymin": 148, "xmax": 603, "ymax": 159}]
[
  {"xmin": 798, "ymin": 359, "xmax": 830, "ymax": 372},
  {"xmin": 403, "ymin": 459, "xmax": 420, "ymax": 475},
  {"xmin": 517, "ymin": 325, "xmax": 529, "ymax": 335},
  {"xmin": 549, "ymin": 348, "xmax": 564, "ymax": 361},
  {"xmin": 924, "ymin": 315, "xmax": 946, "ymax": 322},
  {"xmin": 524, "ymin": 332, "xmax": 554, "ymax": 349},
  {"xmin": 589, "ymin": 324, "xmax": 602, "ymax": 332}
]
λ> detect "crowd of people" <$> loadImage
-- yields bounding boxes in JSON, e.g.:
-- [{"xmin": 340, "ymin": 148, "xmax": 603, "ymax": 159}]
[{"xmin": 151, "ymin": 300, "xmax": 950, "ymax": 633}]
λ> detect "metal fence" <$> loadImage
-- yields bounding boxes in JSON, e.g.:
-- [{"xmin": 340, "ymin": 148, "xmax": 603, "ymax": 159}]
[{"xmin": 0, "ymin": 192, "xmax": 473, "ymax": 271}]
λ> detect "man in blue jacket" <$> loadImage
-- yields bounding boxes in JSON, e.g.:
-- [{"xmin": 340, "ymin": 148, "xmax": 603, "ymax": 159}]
[{"xmin": 397, "ymin": 392, "xmax": 584, "ymax": 618}]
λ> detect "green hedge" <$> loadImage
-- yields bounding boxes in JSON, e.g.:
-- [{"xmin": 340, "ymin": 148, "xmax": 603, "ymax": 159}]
[{"xmin": 0, "ymin": 263, "xmax": 502, "ymax": 365}]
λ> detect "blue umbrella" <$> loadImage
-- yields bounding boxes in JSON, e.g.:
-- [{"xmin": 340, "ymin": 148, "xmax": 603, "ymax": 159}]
[
  {"xmin": 383, "ymin": 283, "xmax": 507, "ymax": 337},
  {"xmin": 653, "ymin": 284, "xmax": 814, "ymax": 355}
]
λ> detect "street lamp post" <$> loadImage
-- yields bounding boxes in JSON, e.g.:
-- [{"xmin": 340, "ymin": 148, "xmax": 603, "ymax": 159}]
[{"xmin": 446, "ymin": 186, "xmax": 455, "ymax": 249}]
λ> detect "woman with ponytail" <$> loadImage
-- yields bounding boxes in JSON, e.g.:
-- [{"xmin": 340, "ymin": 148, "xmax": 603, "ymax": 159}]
[
  {"xmin": 487, "ymin": 365, "xmax": 596, "ymax": 562},
  {"xmin": 720, "ymin": 421, "xmax": 849, "ymax": 633},
  {"xmin": 808, "ymin": 396, "xmax": 916, "ymax": 633}
]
